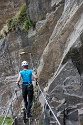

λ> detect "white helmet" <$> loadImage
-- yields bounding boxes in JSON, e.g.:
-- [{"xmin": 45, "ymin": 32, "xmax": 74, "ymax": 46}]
[{"xmin": 22, "ymin": 61, "xmax": 28, "ymax": 66}]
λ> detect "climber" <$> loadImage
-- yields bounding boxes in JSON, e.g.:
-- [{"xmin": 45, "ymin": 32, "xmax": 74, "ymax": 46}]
[{"xmin": 16, "ymin": 61, "xmax": 38, "ymax": 117}]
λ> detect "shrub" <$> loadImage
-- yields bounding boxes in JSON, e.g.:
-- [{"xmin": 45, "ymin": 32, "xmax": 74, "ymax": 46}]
[
  {"xmin": 0, "ymin": 116, "xmax": 13, "ymax": 125},
  {"xmin": 19, "ymin": 3, "xmax": 27, "ymax": 22},
  {"xmin": 6, "ymin": 3, "xmax": 33, "ymax": 32},
  {"xmin": 23, "ymin": 18, "xmax": 32, "ymax": 31}
]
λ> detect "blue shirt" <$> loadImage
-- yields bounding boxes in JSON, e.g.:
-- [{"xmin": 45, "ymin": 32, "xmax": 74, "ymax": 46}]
[{"xmin": 19, "ymin": 69, "xmax": 34, "ymax": 83}]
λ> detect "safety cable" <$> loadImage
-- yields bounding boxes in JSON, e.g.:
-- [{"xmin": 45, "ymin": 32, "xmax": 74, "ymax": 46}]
[
  {"xmin": 1, "ymin": 89, "xmax": 22, "ymax": 125},
  {"xmin": 28, "ymin": 49, "xmax": 61, "ymax": 125},
  {"xmin": 1, "ymin": 36, "xmax": 61, "ymax": 125},
  {"xmin": 29, "ymin": 53, "xmax": 33, "ymax": 69},
  {"xmin": 15, "ymin": 39, "xmax": 61, "ymax": 125},
  {"xmin": 1, "ymin": 91, "xmax": 16, "ymax": 125},
  {"xmin": 37, "ymin": 82, "xmax": 61, "ymax": 125}
]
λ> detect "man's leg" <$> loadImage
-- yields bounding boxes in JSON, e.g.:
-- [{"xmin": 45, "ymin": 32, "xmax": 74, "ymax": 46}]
[
  {"xmin": 22, "ymin": 85, "xmax": 28, "ymax": 110},
  {"xmin": 27, "ymin": 90, "xmax": 33, "ymax": 117}
]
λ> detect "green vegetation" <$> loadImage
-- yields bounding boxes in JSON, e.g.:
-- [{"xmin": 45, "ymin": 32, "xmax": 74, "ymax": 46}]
[
  {"xmin": 6, "ymin": 3, "xmax": 33, "ymax": 32},
  {"xmin": 0, "ymin": 116, "xmax": 13, "ymax": 125},
  {"xmin": 0, "ymin": 3, "xmax": 35, "ymax": 39},
  {"xmin": 23, "ymin": 18, "xmax": 32, "ymax": 31}
]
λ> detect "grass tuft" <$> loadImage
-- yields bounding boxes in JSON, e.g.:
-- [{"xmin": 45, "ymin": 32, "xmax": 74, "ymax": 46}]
[{"xmin": 0, "ymin": 116, "xmax": 13, "ymax": 125}]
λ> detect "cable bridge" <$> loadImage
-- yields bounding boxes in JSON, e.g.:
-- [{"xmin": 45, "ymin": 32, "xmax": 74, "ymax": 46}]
[
  {"xmin": 1, "ymin": 51, "xmax": 62, "ymax": 125},
  {"xmin": 1, "ymin": 81, "xmax": 62, "ymax": 125}
]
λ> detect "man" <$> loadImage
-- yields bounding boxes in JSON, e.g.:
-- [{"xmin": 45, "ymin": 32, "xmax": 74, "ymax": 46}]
[{"xmin": 16, "ymin": 61, "xmax": 38, "ymax": 117}]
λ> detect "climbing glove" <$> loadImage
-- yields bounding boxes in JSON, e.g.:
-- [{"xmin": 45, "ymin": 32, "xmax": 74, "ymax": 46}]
[{"xmin": 16, "ymin": 81, "xmax": 20, "ymax": 88}]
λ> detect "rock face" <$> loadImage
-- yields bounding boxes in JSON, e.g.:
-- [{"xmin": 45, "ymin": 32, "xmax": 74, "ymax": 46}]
[
  {"xmin": 0, "ymin": 0, "xmax": 24, "ymax": 30},
  {"xmin": 25, "ymin": 0, "xmax": 64, "ymax": 23},
  {"xmin": 38, "ymin": 0, "xmax": 83, "ymax": 84},
  {"xmin": 0, "ymin": 74, "xmax": 22, "ymax": 116},
  {"xmin": 0, "ymin": 0, "xmax": 83, "ymax": 124},
  {"xmin": 25, "ymin": 0, "xmax": 52, "ymax": 23},
  {"xmin": 38, "ymin": 0, "xmax": 83, "ymax": 124},
  {"xmin": 0, "ymin": 1, "xmax": 64, "ymax": 77}
]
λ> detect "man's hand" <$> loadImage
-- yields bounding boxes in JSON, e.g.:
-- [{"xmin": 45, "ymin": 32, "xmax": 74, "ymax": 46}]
[
  {"xmin": 16, "ymin": 81, "xmax": 20, "ymax": 88},
  {"xmin": 36, "ymin": 80, "xmax": 38, "ymax": 85}
]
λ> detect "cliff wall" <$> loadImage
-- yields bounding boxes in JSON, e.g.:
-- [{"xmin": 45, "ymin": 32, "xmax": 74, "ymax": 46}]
[
  {"xmin": 0, "ymin": 0, "xmax": 24, "ymax": 30},
  {"xmin": 0, "ymin": 0, "xmax": 83, "ymax": 124}
]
